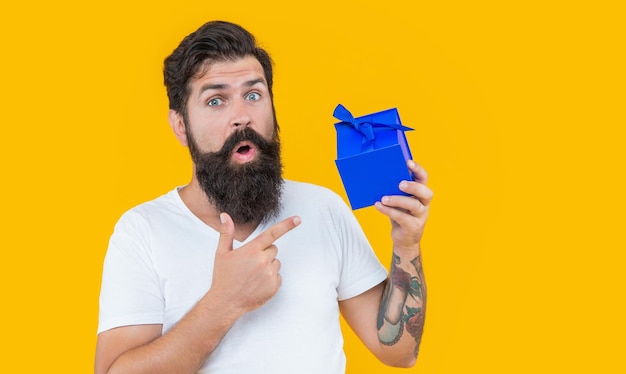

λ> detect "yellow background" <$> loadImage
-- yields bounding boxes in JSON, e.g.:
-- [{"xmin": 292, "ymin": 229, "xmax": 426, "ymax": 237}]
[{"xmin": 1, "ymin": 0, "xmax": 624, "ymax": 372}]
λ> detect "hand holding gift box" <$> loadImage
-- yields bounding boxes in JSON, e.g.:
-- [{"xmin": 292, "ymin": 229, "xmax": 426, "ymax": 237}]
[{"xmin": 333, "ymin": 104, "xmax": 415, "ymax": 210}]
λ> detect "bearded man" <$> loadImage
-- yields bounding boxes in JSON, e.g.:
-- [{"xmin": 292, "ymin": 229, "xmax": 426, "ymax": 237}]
[{"xmin": 95, "ymin": 20, "xmax": 432, "ymax": 374}]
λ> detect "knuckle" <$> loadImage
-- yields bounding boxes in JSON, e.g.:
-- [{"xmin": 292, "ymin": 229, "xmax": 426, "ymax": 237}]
[
  {"xmin": 276, "ymin": 274, "xmax": 282, "ymax": 289},
  {"xmin": 266, "ymin": 229, "xmax": 279, "ymax": 242}
]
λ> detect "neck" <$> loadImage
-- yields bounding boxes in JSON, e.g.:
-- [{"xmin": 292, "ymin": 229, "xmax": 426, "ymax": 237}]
[{"xmin": 178, "ymin": 178, "xmax": 260, "ymax": 242}]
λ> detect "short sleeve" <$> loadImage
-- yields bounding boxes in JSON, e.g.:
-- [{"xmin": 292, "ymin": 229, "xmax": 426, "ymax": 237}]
[
  {"xmin": 97, "ymin": 211, "xmax": 164, "ymax": 334},
  {"xmin": 331, "ymin": 195, "xmax": 388, "ymax": 301}
]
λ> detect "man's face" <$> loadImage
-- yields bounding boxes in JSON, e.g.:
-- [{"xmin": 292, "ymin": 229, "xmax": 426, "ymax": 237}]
[
  {"xmin": 184, "ymin": 55, "xmax": 276, "ymax": 160},
  {"xmin": 178, "ymin": 56, "xmax": 283, "ymax": 224}
]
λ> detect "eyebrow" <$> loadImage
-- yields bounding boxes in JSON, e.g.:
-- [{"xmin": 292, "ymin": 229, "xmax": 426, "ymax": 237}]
[{"xmin": 198, "ymin": 78, "xmax": 266, "ymax": 95}]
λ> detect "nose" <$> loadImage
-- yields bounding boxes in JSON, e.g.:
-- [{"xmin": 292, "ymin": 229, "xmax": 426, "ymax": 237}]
[{"xmin": 230, "ymin": 99, "xmax": 252, "ymax": 128}]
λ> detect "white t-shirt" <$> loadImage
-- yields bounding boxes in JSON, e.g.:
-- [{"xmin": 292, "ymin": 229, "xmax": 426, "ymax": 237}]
[{"xmin": 98, "ymin": 180, "xmax": 387, "ymax": 373}]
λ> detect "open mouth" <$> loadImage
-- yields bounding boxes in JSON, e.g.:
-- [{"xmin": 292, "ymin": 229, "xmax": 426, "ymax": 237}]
[
  {"xmin": 236, "ymin": 144, "xmax": 251, "ymax": 155},
  {"xmin": 232, "ymin": 141, "xmax": 257, "ymax": 163}
]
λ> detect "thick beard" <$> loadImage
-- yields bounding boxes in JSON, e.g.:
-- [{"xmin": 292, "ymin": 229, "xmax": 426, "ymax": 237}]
[{"xmin": 187, "ymin": 126, "xmax": 283, "ymax": 225}]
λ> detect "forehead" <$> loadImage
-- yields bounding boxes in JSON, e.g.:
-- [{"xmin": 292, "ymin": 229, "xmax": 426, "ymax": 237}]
[{"xmin": 191, "ymin": 56, "xmax": 266, "ymax": 88}]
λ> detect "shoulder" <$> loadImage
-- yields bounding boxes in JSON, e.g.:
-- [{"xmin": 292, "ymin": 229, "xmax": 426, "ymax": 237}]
[
  {"xmin": 112, "ymin": 188, "xmax": 184, "ymax": 231},
  {"xmin": 128, "ymin": 188, "xmax": 181, "ymax": 216}
]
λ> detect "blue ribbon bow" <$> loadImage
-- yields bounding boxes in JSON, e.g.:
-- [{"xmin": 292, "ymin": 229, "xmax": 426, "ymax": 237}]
[{"xmin": 333, "ymin": 104, "xmax": 413, "ymax": 142}]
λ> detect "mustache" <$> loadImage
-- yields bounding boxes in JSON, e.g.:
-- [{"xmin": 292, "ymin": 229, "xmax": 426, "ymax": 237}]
[{"xmin": 199, "ymin": 127, "xmax": 278, "ymax": 161}]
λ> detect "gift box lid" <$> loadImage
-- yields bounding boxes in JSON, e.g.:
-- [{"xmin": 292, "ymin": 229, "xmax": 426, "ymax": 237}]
[{"xmin": 333, "ymin": 104, "xmax": 413, "ymax": 158}]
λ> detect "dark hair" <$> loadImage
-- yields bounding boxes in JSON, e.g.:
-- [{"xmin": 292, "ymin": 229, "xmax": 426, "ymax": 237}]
[{"xmin": 163, "ymin": 20, "xmax": 274, "ymax": 114}]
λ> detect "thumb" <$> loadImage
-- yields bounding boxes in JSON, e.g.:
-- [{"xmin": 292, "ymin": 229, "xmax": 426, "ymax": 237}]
[{"xmin": 216, "ymin": 212, "xmax": 234, "ymax": 254}]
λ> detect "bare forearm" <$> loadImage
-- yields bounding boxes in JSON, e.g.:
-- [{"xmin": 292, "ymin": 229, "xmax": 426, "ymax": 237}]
[
  {"xmin": 106, "ymin": 291, "xmax": 242, "ymax": 374},
  {"xmin": 377, "ymin": 251, "xmax": 426, "ymax": 365}
]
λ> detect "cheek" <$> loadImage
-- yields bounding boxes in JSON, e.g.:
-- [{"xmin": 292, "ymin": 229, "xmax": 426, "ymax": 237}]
[
  {"xmin": 187, "ymin": 125, "xmax": 223, "ymax": 154},
  {"xmin": 260, "ymin": 107, "xmax": 277, "ymax": 140},
  {"xmin": 187, "ymin": 114, "xmax": 228, "ymax": 153}
]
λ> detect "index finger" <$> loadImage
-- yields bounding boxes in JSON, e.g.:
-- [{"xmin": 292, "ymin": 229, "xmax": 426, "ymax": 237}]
[{"xmin": 251, "ymin": 216, "xmax": 301, "ymax": 250}]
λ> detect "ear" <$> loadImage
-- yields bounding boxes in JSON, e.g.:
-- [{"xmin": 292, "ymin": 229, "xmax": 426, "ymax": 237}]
[{"xmin": 168, "ymin": 109, "xmax": 188, "ymax": 147}]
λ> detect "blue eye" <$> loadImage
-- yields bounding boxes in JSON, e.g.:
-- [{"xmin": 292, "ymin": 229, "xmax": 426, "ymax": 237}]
[
  {"xmin": 208, "ymin": 98, "xmax": 223, "ymax": 107},
  {"xmin": 246, "ymin": 92, "xmax": 260, "ymax": 101}
]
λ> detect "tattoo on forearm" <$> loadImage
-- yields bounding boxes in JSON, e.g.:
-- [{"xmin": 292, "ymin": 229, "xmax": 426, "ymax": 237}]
[{"xmin": 377, "ymin": 253, "xmax": 426, "ymax": 357}]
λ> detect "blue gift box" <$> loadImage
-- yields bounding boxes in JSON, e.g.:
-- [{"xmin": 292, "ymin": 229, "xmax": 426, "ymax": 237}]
[{"xmin": 333, "ymin": 104, "xmax": 414, "ymax": 210}]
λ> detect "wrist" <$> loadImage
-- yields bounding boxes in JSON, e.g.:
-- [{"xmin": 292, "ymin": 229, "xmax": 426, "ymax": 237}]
[
  {"xmin": 392, "ymin": 243, "xmax": 421, "ymax": 260},
  {"xmin": 202, "ymin": 289, "xmax": 247, "ymax": 323}
]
